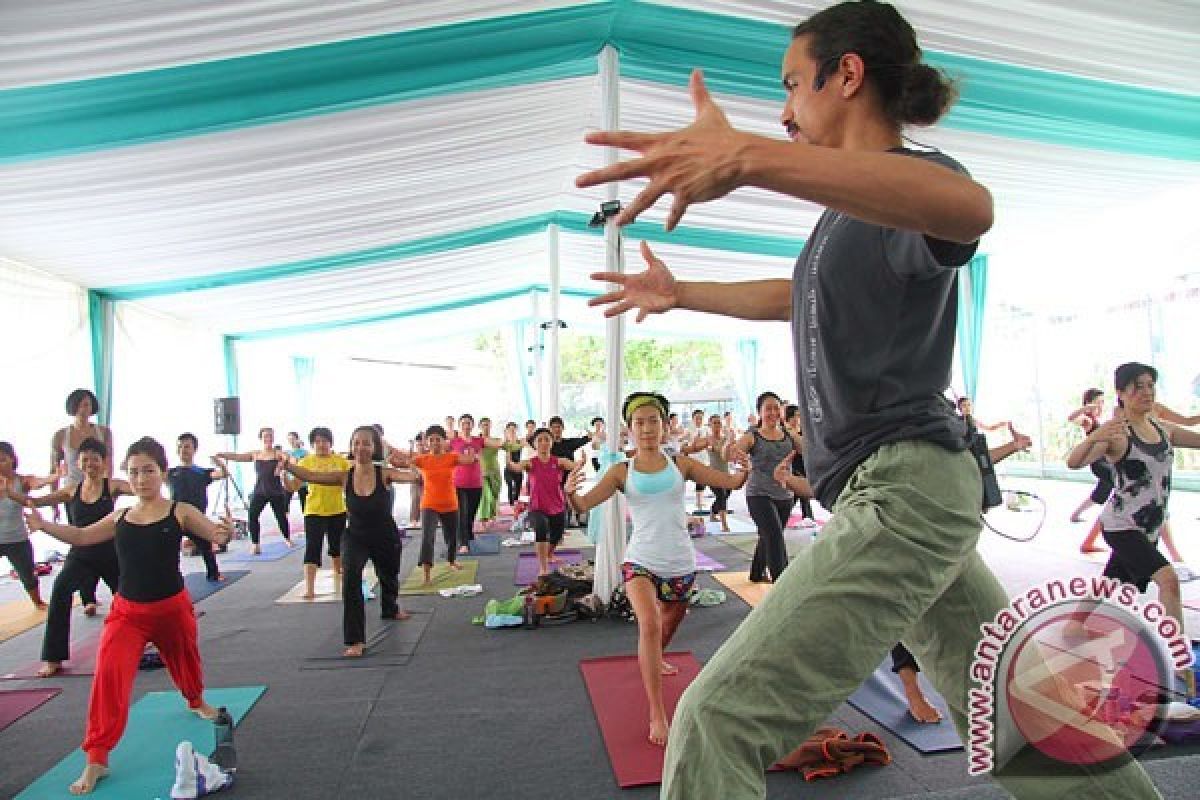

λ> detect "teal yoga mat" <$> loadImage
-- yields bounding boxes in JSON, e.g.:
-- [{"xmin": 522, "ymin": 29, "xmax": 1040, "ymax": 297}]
[{"xmin": 16, "ymin": 685, "xmax": 266, "ymax": 800}]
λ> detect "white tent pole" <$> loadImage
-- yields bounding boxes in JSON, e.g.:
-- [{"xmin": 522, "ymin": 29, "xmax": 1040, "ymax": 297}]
[
  {"xmin": 596, "ymin": 43, "xmax": 625, "ymax": 604},
  {"xmin": 547, "ymin": 223, "xmax": 561, "ymax": 418},
  {"xmin": 530, "ymin": 289, "xmax": 543, "ymax": 422}
]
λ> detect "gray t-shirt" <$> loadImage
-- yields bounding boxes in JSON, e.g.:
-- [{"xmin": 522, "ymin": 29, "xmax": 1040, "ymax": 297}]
[{"xmin": 792, "ymin": 147, "xmax": 976, "ymax": 509}]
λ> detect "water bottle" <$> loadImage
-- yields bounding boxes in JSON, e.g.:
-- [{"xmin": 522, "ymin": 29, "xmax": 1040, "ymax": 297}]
[
  {"xmin": 522, "ymin": 594, "xmax": 536, "ymax": 629},
  {"xmin": 212, "ymin": 707, "xmax": 237, "ymax": 772}
]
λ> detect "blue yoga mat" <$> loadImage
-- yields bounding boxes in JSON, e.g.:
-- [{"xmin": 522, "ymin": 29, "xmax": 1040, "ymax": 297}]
[
  {"xmin": 846, "ymin": 659, "xmax": 963, "ymax": 754},
  {"xmin": 223, "ymin": 538, "xmax": 303, "ymax": 562},
  {"xmin": 16, "ymin": 685, "xmax": 266, "ymax": 799},
  {"xmin": 183, "ymin": 570, "xmax": 248, "ymax": 603},
  {"xmin": 468, "ymin": 534, "xmax": 500, "ymax": 555}
]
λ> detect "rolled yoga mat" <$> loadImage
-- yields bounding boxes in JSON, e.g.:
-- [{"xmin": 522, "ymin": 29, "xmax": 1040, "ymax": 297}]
[
  {"xmin": 15, "ymin": 685, "xmax": 267, "ymax": 800},
  {"xmin": 579, "ymin": 652, "xmax": 702, "ymax": 788},
  {"xmin": 0, "ymin": 688, "xmax": 61, "ymax": 732},
  {"xmin": 846, "ymin": 659, "xmax": 962, "ymax": 754},
  {"xmin": 513, "ymin": 550, "xmax": 584, "ymax": 585}
]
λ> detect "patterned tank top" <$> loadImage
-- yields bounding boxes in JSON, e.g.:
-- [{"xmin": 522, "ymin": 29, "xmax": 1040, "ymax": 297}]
[{"xmin": 1098, "ymin": 419, "xmax": 1171, "ymax": 539}]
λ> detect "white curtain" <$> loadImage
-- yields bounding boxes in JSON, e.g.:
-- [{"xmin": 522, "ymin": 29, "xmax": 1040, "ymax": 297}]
[{"xmin": 0, "ymin": 258, "xmax": 92, "ymax": 474}]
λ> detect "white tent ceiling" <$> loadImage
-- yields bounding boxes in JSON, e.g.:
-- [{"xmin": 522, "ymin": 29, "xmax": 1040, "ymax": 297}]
[{"xmin": 2, "ymin": 0, "xmax": 1198, "ymax": 344}]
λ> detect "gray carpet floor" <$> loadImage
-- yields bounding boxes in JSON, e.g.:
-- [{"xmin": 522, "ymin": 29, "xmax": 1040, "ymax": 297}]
[{"xmin": 2, "ymin": 481, "xmax": 1199, "ymax": 799}]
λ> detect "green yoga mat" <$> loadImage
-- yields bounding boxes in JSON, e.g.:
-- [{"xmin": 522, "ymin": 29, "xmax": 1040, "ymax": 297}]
[
  {"xmin": 16, "ymin": 685, "xmax": 266, "ymax": 800},
  {"xmin": 399, "ymin": 560, "xmax": 478, "ymax": 595}
]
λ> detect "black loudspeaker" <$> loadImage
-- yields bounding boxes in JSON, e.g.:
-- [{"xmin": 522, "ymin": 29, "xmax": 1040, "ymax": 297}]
[{"xmin": 214, "ymin": 397, "xmax": 241, "ymax": 436}]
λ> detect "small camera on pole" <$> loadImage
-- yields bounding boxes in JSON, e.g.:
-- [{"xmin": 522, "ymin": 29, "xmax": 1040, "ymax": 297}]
[{"xmin": 588, "ymin": 200, "xmax": 623, "ymax": 228}]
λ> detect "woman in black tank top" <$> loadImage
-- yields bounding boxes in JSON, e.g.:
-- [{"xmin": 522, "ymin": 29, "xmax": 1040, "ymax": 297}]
[
  {"xmin": 215, "ymin": 426, "xmax": 293, "ymax": 553},
  {"xmin": 284, "ymin": 425, "xmax": 418, "ymax": 657},
  {"xmin": 25, "ymin": 436, "xmax": 233, "ymax": 795},
  {"xmin": 25, "ymin": 438, "xmax": 130, "ymax": 676}
]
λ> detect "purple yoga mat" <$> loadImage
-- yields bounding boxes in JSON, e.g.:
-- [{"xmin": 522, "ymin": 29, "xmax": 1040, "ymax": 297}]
[
  {"xmin": 694, "ymin": 551, "xmax": 725, "ymax": 572},
  {"xmin": 0, "ymin": 688, "xmax": 61, "ymax": 730},
  {"xmin": 514, "ymin": 550, "xmax": 584, "ymax": 585}
]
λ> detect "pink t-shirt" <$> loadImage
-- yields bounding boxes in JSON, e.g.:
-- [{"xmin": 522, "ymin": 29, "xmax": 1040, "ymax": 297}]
[
  {"xmin": 451, "ymin": 435, "xmax": 484, "ymax": 489},
  {"xmin": 528, "ymin": 455, "xmax": 565, "ymax": 515}
]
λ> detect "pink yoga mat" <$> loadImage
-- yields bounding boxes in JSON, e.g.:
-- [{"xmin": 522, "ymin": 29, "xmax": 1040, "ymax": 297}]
[
  {"xmin": 579, "ymin": 652, "xmax": 702, "ymax": 788},
  {"xmin": 513, "ymin": 550, "xmax": 584, "ymax": 585},
  {"xmin": 0, "ymin": 687, "xmax": 61, "ymax": 730}
]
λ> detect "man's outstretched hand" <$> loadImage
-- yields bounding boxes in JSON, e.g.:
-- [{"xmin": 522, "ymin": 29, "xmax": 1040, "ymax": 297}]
[
  {"xmin": 576, "ymin": 70, "xmax": 748, "ymax": 231},
  {"xmin": 588, "ymin": 241, "xmax": 678, "ymax": 323}
]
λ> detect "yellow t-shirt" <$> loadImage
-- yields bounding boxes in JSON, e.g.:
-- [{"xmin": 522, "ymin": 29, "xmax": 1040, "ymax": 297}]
[{"xmin": 298, "ymin": 453, "xmax": 350, "ymax": 516}]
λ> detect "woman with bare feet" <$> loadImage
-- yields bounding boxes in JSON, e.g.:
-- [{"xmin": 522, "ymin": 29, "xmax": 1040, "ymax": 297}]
[
  {"xmin": 24, "ymin": 437, "xmax": 232, "ymax": 795},
  {"xmin": 500, "ymin": 423, "xmax": 525, "ymax": 508},
  {"xmin": 292, "ymin": 427, "xmax": 349, "ymax": 599},
  {"xmin": 450, "ymin": 414, "xmax": 486, "ymax": 554},
  {"xmin": 216, "ymin": 427, "xmax": 293, "ymax": 554},
  {"xmin": 410, "ymin": 425, "xmax": 475, "ymax": 586},
  {"xmin": 1068, "ymin": 389, "xmax": 1114, "ymax": 554},
  {"xmin": 27, "ymin": 438, "xmax": 130, "ymax": 677},
  {"xmin": 566, "ymin": 392, "xmax": 747, "ymax": 746},
  {"xmin": 283, "ymin": 426, "xmax": 415, "ymax": 657},
  {"xmin": 1068, "ymin": 363, "xmax": 1198, "ymax": 697},
  {"xmin": 476, "ymin": 418, "xmax": 506, "ymax": 525},
  {"xmin": 683, "ymin": 414, "xmax": 735, "ymax": 532},
  {"xmin": 730, "ymin": 392, "xmax": 802, "ymax": 583},
  {"xmin": 0, "ymin": 442, "xmax": 55, "ymax": 610},
  {"xmin": 511, "ymin": 428, "xmax": 577, "ymax": 577}
]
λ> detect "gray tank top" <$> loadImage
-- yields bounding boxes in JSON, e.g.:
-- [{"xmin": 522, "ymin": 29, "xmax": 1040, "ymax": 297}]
[
  {"xmin": 0, "ymin": 477, "xmax": 29, "ymax": 544},
  {"xmin": 706, "ymin": 438, "xmax": 730, "ymax": 474},
  {"xmin": 1099, "ymin": 419, "xmax": 1172, "ymax": 539},
  {"xmin": 746, "ymin": 427, "xmax": 796, "ymax": 501},
  {"xmin": 61, "ymin": 425, "xmax": 107, "ymax": 484}
]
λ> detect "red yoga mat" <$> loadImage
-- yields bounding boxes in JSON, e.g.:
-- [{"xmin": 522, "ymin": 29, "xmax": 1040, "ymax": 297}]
[
  {"xmin": 0, "ymin": 687, "xmax": 61, "ymax": 731},
  {"xmin": 579, "ymin": 651, "xmax": 701, "ymax": 788}
]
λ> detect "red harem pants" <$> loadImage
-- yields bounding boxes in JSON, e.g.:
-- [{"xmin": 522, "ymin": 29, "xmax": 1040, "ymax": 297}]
[{"xmin": 82, "ymin": 589, "xmax": 204, "ymax": 766}]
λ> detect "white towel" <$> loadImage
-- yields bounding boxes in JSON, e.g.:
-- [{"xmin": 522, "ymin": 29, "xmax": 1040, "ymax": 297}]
[{"xmin": 171, "ymin": 740, "xmax": 233, "ymax": 799}]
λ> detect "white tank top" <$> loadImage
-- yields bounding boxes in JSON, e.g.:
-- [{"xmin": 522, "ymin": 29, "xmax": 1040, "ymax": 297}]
[{"xmin": 622, "ymin": 457, "xmax": 695, "ymax": 578}]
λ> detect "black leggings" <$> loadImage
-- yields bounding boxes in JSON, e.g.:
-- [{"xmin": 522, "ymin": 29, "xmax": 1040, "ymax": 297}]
[
  {"xmin": 504, "ymin": 469, "xmax": 523, "ymax": 507},
  {"xmin": 42, "ymin": 546, "xmax": 120, "ymax": 663},
  {"xmin": 187, "ymin": 534, "xmax": 221, "ymax": 581},
  {"xmin": 247, "ymin": 493, "xmax": 291, "ymax": 544},
  {"xmin": 303, "ymin": 513, "xmax": 346, "ymax": 567},
  {"xmin": 456, "ymin": 487, "xmax": 482, "ymax": 547},
  {"xmin": 1089, "ymin": 460, "xmax": 1115, "ymax": 505},
  {"xmin": 710, "ymin": 487, "xmax": 731, "ymax": 515},
  {"xmin": 419, "ymin": 509, "xmax": 459, "ymax": 567},
  {"xmin": 746, "ymin": 495, "xmax": 791, "ymax": 582},
  {"xmin": 341, "ymin": 530, "xmax": 400, "ymax": 646},
  {"xmin": 0, "ymin": 540, "xmax": 37, "ymax": 591},
  {"xmin": 891, "ymin": 642, "xmax": 920, "ymax": 673},
  {"xmin": 529, "ymin": 510, "xmax": 566, "ymax": 544}
]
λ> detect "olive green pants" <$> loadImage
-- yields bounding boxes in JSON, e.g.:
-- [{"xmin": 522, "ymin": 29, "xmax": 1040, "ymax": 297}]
[{"xmin": 662, "ymin": 440, "xmax": 1159, "ymax": 799}]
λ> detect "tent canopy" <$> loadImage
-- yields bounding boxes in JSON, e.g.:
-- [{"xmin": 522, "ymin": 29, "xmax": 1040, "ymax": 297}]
[{"xmin": 2, "ymin": 0, "xmax": 1198, "ymax": 342}]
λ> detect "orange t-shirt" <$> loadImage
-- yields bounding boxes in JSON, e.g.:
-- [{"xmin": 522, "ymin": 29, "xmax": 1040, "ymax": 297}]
[{"xmin": 413, "ymin": 453, "xmax": 459, "ymax": 513}]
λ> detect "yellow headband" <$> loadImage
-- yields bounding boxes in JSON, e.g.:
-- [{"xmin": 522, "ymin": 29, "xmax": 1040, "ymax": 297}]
[{"xmin": 625, "ymin": 395, "xmax": 665, "ymax": 423}]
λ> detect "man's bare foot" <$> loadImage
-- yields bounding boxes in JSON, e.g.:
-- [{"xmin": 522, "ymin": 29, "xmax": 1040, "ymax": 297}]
[
  {"xmin": 904, "ymin": 688, "xmax": 943, "ymax": 723},
  {"xmin": 661, "ymin": 661, "xmax": 679, "ymax": 676},
  {"xmin": 37, "ymin": 661, "xmax": 62, "ymax": 678},
  {"xmin": 69, "ymin": 763, "xmax": 108, "ymax": 795},
  {"xmin": 448, "ymin": 561, "xmax": 463, "ymax": 571},
  {"xmin": 648, "ymin": 717, "xmax": 669, "ymax": 746},
  {"xmin": 83, "ymin": 603, "xmax": 98, "ymax": 617},
  {"xmin": 344, "ymin": 643, "xmax": 365, "ymax": 657},
  {"xmin": 392, "ymin": 610, "xmax": 412, "ymax": 621},
  {"xmin": 192, "ymin": 702, "xmax": 219, "ymax": 720}
]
